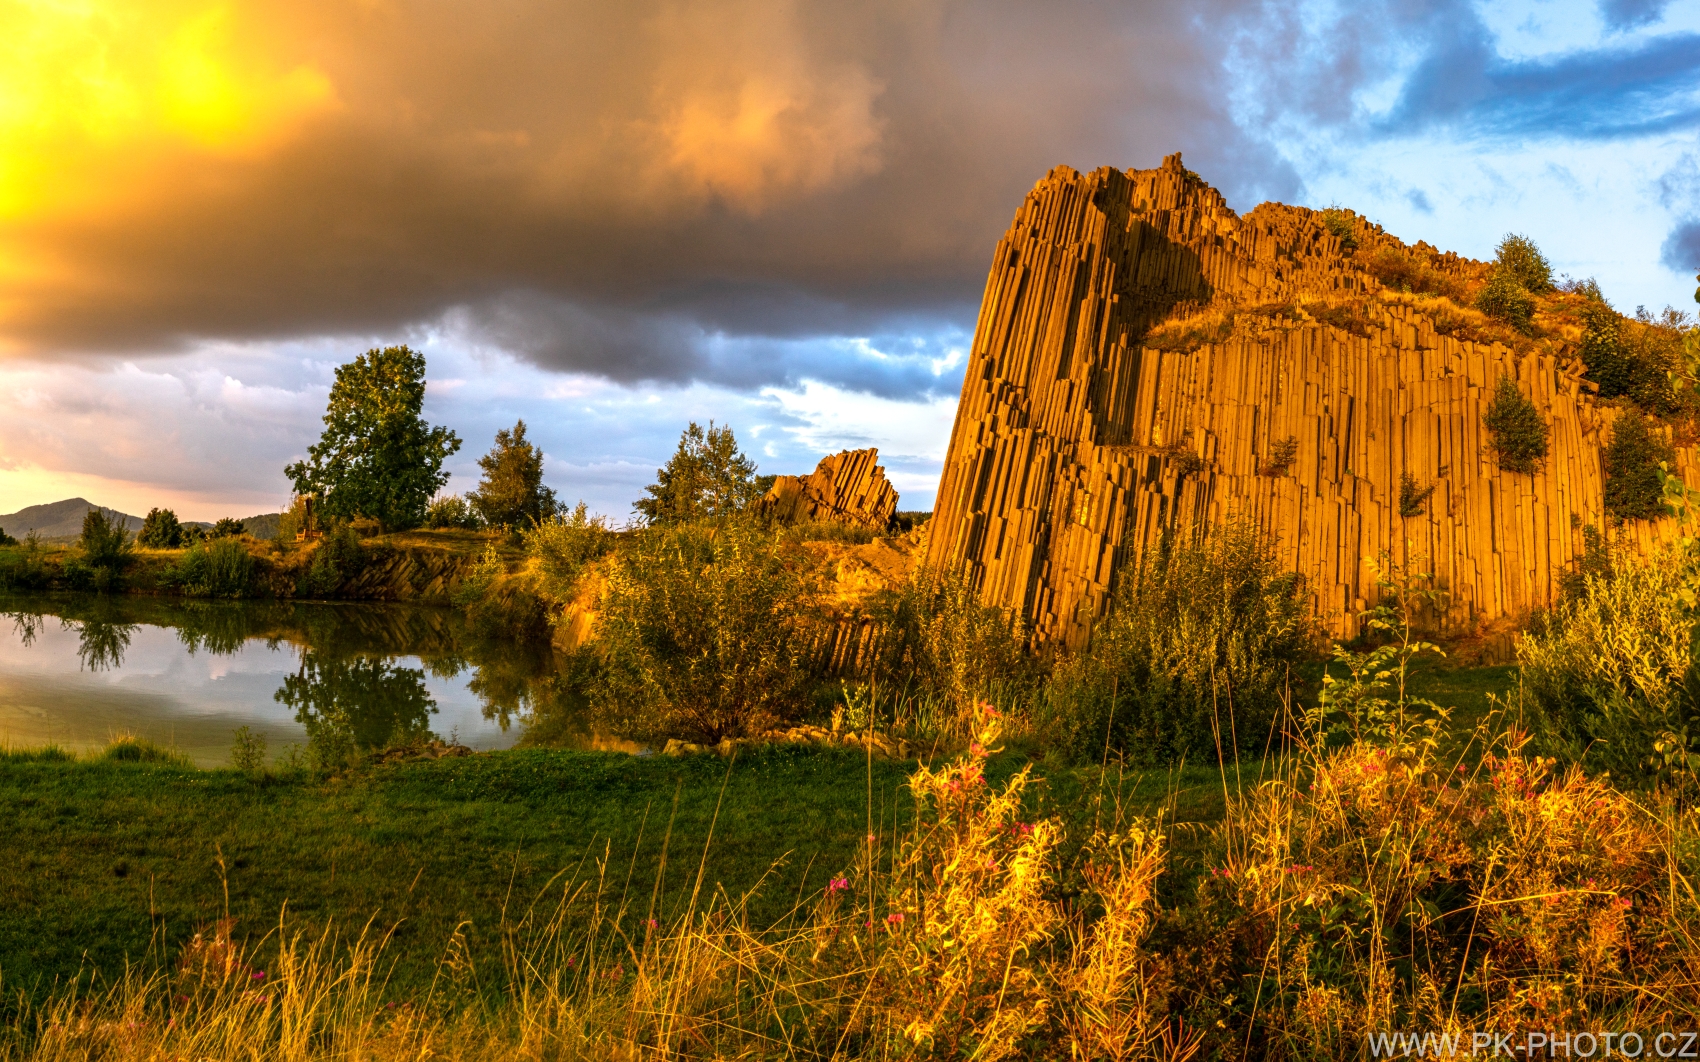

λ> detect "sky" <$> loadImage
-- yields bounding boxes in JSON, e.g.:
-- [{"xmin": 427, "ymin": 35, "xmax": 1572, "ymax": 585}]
[{"xmin": 1, "ymin": 0, "xmax": 1699, "ymax": 523}]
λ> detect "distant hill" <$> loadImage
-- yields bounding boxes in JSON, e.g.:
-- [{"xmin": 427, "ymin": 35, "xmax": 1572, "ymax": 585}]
[
  {"xmin": 0, "ymin": 499, "xmax": 285, "ymax": 544},
  {"xmin": 0, "ymin": 498, "xmax": 143, "ymax": 541}
]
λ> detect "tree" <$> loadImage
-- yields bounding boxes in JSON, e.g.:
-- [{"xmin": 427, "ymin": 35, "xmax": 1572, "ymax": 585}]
[
  {"xmin": 634, "ymin": 421, "xmax": 762, "ymax": 525},
  {"xmin": 1603, "ymin": 411, "xmax": 1674, "ymax": 521},
  {"xmin": 1493, "ymin": 233, "xmax": 1553, "ymax": 293},
  {"xmin": 80, "ymin": 508, "xmax": 132, "ymax": 569},
  {"xmin": 211, "ymin": 518, "xmax": 246, "ymax": 538},
  {"xmin": 468, "ymin": 420, "xmax": 557, "ymax": 529},
  {"xmin": 138, "ymin": 508, "xmax": 184, "ymax": 549},
  {"xmin": 1482, "ymin": 376, "xmax": 1549, "ymax": 474},
  {"xmin": 284, "ymin": 346, "xmax": 462, "ymax": 530}
]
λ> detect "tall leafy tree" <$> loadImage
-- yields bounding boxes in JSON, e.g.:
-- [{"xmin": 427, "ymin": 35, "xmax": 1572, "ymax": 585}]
[
  {"xmin": 138, "ymin": 508, "xmax": 184, "ymax": 549},
  {"xmin": 285, "ymin": 346, "xmax": 462, "ymax": 530},
  {"xmin": 633, "ymin": 421, "xmax": 762, "ymax": 525},
  {"xmin": 468, "ymin": 420, "xmax": 557, "ymax": 529}
]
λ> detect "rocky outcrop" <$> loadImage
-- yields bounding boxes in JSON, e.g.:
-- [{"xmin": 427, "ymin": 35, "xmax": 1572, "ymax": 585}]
[
  {"xmin": 929, "ymin": 153, "xmax": 1694, "ymax": 644},
  {"xmin": 758, "ymin": 448, "xmax": 899, "ymax": 530}
]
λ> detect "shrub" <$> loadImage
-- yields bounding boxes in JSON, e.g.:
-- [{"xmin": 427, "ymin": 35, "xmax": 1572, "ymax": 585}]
[
  {"xmin": 0, "ymin": 526, "xmax": 14, "ymax": 547},
  {"xmin": 1319, "ymin": 206, "xmax": 1357, "ymax": 253},
  {"xmin": 0, "ymin": 532, "xmax": 49, "ymax": 590},
  {"xmin": 137, "ymin": 508, "xmax": 183, "ymax": 548},
  {"xmin": 230, "ymin": 725, "xmax": 267, "ymax": 770},
  {"xmin": 525, "ymin": 501, "xmax": 613, "ymax": 604},
  {"xmin": 1259, "ymin": 435, "xmax": 1300, "ymax": 477},
  {"xmin": 1579, "ymin": 303, "xmax": 1675, "ymax": 411},
  {"xmin": 1519, "ymin": 543, "xmax": 1697, "ymax": 783},
  {"xmin": 210, "ymin": 517, "xmax": 246, "ymax": 538},
  {"xmin": 1474, "ymin": 269, "xmax": 1536, "ymax": 333},
  {"xmin": 298, "ymin": 525, "xmax": 363, "ymax": 598},
  {"xmin": 1493, "ymin": 232, "xmax": 1553, "ymax": 293},
  {"xmin": 79, "ymin": 508, "xmax": 132, "ymax": 570},
  {"xmin": 1603, "ymin": 411, "xmax": 1674, "ymax": 521},
  {"xmin": 1397, "ymin": 471, "xmax": 1434, "ymax": 516},
  {"xmin": 1558, "ymin": 522, "xmax": 1614, "ymax": 601},
  {"xmin": 167, "ymin": 537, "xmax": 256, "ymax": 597},
  {"xmin": 1042, "ymin": 523, "xmax": 1316, "ymax": 765},
  {"xmin": 590, "ymin": 520, "xmax": 817, "ymax": 743},
  {"xmin": 424, "ymin": 493, "xmax": 482, "ymax": 530},
  {"xmin": 1360, "ymin": 247, "xmax": 1466, "ymax": 300},
  {"xmin": 862, "ymin": 563, "xmax": 1036, "ymax": 736},
  {"xmin": 1558, "ymin": 273, "xmax": 1606, "ymax": 300},
  {"xmin": 1482, "ymin": 375, "xmax": 1548, "ymax": 474}
]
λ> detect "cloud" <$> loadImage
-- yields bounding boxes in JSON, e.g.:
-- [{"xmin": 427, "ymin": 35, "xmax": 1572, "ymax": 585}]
[
  {"xmin": 1662, "ymin": 219, "xmax": 1700, "ymax": 271},
  {"xmin": 0, "ymin": 0, "xmax": 1295, "ymax": 394},
  {"xmin": 1600, "ymin": 0, "xmax": 1670, "ymax": 31}
]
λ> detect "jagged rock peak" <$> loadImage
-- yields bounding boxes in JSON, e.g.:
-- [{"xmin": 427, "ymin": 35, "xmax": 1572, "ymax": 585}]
[{"xmin": 758, "ymin": 448, "xmax": 898, "ymax": 531}]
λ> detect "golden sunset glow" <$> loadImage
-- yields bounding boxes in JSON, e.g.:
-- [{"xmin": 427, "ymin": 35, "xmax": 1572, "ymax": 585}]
[{"xmin": 0, "ymin": 1, "xmax": 336, "ymax": 222}]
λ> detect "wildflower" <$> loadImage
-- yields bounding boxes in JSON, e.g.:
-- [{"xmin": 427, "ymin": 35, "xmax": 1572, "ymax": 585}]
[
  {"xmin": 646, "ymin": 918, "xmax": 658, "ymax": 929},
  {"xmin": 1619, "ymin": 896, "xmax": 1632, "ymax": 908},
  {"xmin": 970, "ymin": 742, "xmax": 986, "ymax": 757},
  {"xmin": 567, "ymin": 956, "xmax": 576, "ymax": 967},
  {"xmin": 886, "ymin": 913, "xmax": 904, "ymax": 924},
  {"xmin": 828, "ymin": 876, "xmax": 849, "ymax": 894},
  {"xmin": 251, "ymin": 971, "xmax": 266, "ymax": 981},
  {"xmin": 867, "ymin": 833, "xmax": 878, "ymax": 845}
]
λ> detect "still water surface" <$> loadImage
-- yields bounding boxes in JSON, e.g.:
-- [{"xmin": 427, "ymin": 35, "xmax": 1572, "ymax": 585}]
[{"xmin": 0, "ymin": 592, "xmax": 575, "ymax": 765}]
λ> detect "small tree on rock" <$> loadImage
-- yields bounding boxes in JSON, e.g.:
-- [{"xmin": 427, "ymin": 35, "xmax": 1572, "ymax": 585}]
[
  {"xmin": 1493, "ymin": 233, "xmax": 1553, "ymax": 293},
  {"xmin": 468, "ymin": 420, "xmax": 557, "ymax": 529},
  {"xmin": 1482, "ymin": 376, "xmax": 1549, "ymax": 474},
  {"xmin": 634, "ymin": 421, "xmax": 762, "ymax": 525},
  {"xmin": 285, "ymin": 346, "xmax": 461, "ymax": 530}
]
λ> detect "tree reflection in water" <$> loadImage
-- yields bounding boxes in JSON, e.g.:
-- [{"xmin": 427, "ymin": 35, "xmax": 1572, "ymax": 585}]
[
  {"xmin": 0, "ymin": 592, "xmax": 596, "ymax": 748},
  {"xmin": 275, "ymin": 652, "xmax": 439, "ymax": 756}
]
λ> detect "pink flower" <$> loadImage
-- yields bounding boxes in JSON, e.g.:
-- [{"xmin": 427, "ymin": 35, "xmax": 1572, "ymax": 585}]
[
  {"xmin": 251, "ymin": 971, "xmax": 266, "ymax": 981},
  {"xmin": 828, "ymin": 876, "xmax": 849, "ymax": 894},
  {"xmin": 886, "ymin": 913, "xmax": 904, "ymax": 924},
  {"xmin": 646, "ymin": 918, "xmax": 658, "ymax": 929}
]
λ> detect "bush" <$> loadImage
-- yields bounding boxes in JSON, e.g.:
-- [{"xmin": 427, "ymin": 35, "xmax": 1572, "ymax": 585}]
[
  {"xmin": 1360, "ymin": 247, "xmax": 1466, "ymax": 300},
  {"xmin": 1482, "ymin": 375, "xmax": 1548, "ymax": 474},
  {"xmin": 1603, "ymin": 411, "xmax": 1674, "ymax": 521},
  {"xmin": 79, "ymin": 508, "xmax": 132, "ymax": 571},
  {"xmin": 166, "ymin": 537, "xmax": 256, "ymax": 597},
  {"xmin": 298, "ymin": 525, "xmax": 364, "ymax": 598},
  {"xmin": 1580, "ymin": 304, "xmax": 1674, "ymax": 411},
  {"xmin": 1259, "ymin": 434, "xmax": 1300, "ymax": 477},
  {"xmin": 1493, "ymin": 232, "xmax": 1553, "ymax": 293},
  {"xmin": 1558, "ymin": 273, "xmax": 1606, "ymax": 300},
  {"xmin": 1519, "ymin": 544, "xmax": 1697, "ymax": 784},
  {"xmin": 425, "ymin": 494, "xmax": 482, "ymax": 530},
  {"xmin": 590, "ymin": 520, "xmax": 817, "ymax": 743},
  {"xmin": 1397, "ymin": 471, "xmax": 1434, "ymax": 517},
  {"xmin": 137, "ymin": 508, "xmax": 183, "ymax": 548},
  {"xmin": 1474, "ymin": 270, "xmax": 1535, "ymax": 333},
  {"xmin": 1042, "ymin": 523, "xmax": 1316, "ymax": 766},
  {"xmin": 0, "ymin": 526, "xmax": 14, "ymax": 547},
  {"xmin": 0, "ymin": 532, "xmax": 49, "ymax": 590},
  {"xmin": 525, "ymin": 501, "xmax": 613, "ymax": 604},
  {"xmin": 1319, "ymin": 206, "xmax": 1357, "ymax": 253},
  {"xmin": 210, "ymin": 517, "xmax": 246, "ymax": 538}
]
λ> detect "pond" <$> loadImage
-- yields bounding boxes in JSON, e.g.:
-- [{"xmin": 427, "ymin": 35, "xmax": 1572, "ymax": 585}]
[{"xmin": 0, "ymin": 592, "xmax": 598, "ymax": 766}]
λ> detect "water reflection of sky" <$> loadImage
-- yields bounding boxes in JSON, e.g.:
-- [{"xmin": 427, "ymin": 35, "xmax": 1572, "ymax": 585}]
[{"xmin": 0, "ymin": 617, "xmax": 518, "ymax": 765}]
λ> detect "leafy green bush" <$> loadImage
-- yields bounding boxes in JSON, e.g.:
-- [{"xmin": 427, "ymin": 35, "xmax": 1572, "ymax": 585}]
[
  {"xmin": 1493, "ymin": 232, "xmax": 1553, "ymax": 293},
  {"xmin": 1603, "ymin": 411, "xmax": 1675, "ymax": 521},
  {"xmin": 137, "ymin": 508, "xmax": 183, "ymax": 548},
  {"xmin": 1482, "ymin": 376, "xmax": 1548, "ymax": 474},
  {"xmin": 1041, "ymin": 523, "xmax": 1316, "ymax": 766},
  {"xmin": 1519, "ymin": 543, "xmax": 1697, "ymax": 784},
  {"xmin": 525, "ymin": 501, "xmax": 613, "ymax": 604},
  {"xmin": 0, "ymin": 532, "xmax": 49, "ymax": 591},
  {"xmin": 1474, "ymin": 270, "xmax": 1535, "ymax": 333},
  {"xmin": 450, "ymin": 542, "xmax": 547, "ymax": 640},
  {"xmin": 1319, "ymin": 206, "xmax": 1357, "ymax": 253},
  {"xmin": 1580, "ymin": 304, "xmax": 1674, "ymax": 411},
  {"xmin": 425, "ymin": 494, "xmax": 482, "ymax": 530},
  {"xmin": 590, "ymin": 520, "xmax": 816, "ymax": 743},
  {"xmin": 0, "ymin": 526, "xmax": 14, "ymax": 547},
  {"xmin": 165, "ymin": 537, "xmax": 256, "ymax": 597}
]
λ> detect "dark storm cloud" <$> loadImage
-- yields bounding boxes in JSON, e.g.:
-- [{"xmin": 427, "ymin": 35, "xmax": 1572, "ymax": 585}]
[
  {"xmin": 3, "ymin": 0, "xmax": 1298, "ymax": 394},
  {"xmin": 1662, "ymin": 220, "xmax": 1700, "ymax": 271}
]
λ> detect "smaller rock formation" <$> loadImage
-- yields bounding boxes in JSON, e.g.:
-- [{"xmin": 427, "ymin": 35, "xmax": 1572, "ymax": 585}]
[{"xmin": 758, "ymin": 448, "xmax": 899, "ymax": 530}]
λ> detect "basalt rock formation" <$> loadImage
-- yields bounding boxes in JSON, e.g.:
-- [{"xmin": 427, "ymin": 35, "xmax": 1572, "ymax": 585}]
[
  {"xmin": 929, "ymin": 153, "xmax": 1693, "ymax": 645},
  {"xmin": 758, "ymin": 448, "xmax": 899, "ymax": 530}
]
